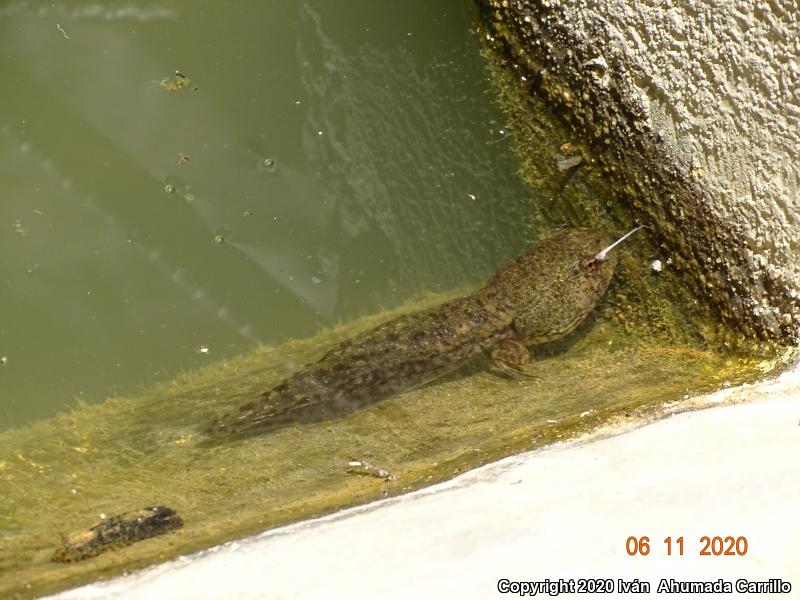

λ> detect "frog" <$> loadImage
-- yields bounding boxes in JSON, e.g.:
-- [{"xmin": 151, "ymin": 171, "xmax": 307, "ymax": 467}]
[{"xmin": 211, "ymin": 227, "xmax": 621, "ymax": 436}]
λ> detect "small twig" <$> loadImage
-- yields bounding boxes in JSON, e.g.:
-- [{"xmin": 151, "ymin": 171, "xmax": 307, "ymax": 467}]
[
  {"xmin": 347, "ymin": 457, "xmax": 398, "ymax": 481},
  {"xmin": 57, "ymin": 24, "xmax": 71, "ymax": 39}
]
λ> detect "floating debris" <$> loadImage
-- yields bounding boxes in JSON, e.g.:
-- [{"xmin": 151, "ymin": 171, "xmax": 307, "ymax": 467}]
[
  {"xmin": 14, "ymin": 220, "xmax": 27, "ymax": 236},
  {"xmin": 159, "ymin": 71, "xmax": 191, "ymax": 92},
  {"xmin": 651, "ymin": 259, "xmax": 663, "ymax": 273},
  {"xmin": 0, "ymin": 356, "xmax": 7, "ymax": 366},
  {"xmin": 52, "ymin": 506, "xmax": 183, "ymax": 562},
  {"xmin": 213, "ymin": 234, "xmax": 224, "ymax": 245},
  {"xmin": 177, "ymin": 153, "xmax": 191, "ymax": 165},
  {"xmin": 164, "ymin": 184, "xmax": 176, "ymax": 194},
  {"xmin": 347, "ymin": 457, "xmax": 398, "ymax": 481},
  {"xmin": 197, "ymin": 345, "xmax": 210, "ymax": 355},
  {"xmin": 263, "ymin": 158, "xmax": 275, "ymax": 170}
]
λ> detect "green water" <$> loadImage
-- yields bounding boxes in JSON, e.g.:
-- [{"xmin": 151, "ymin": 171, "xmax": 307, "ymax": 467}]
[{"xmin": 1, "ymin": 0, "xmax": 535, "ymax": 428}]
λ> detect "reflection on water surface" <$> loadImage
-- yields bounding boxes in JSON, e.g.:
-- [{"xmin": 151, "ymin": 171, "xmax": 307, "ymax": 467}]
[{"xmin": 0, "ymin": 1, "xmax": 534, "ymax": 427}]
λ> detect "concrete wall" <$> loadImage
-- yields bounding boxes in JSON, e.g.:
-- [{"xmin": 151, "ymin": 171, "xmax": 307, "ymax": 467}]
[{"xmin": 478, "ymin": 0, "xmax": 800, "ymax": 343}]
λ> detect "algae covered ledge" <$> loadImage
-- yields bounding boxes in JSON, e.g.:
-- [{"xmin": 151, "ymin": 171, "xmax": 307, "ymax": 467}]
[{"xmin": 0, "ymin": 285, "xmax": 785, "ymax": 597}]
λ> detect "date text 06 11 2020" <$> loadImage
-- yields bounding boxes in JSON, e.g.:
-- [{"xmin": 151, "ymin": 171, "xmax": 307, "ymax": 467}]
[{"xmin": 625, "ymin": 535, "xmax": 748, "ymax": 556}]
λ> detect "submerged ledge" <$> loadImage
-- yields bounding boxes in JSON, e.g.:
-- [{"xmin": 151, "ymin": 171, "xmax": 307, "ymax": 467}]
[
  {"xmin": 0, "ymin": 288, "xmax": 783, "ymax": 598},
  {"xmin": 47, "ymin": 366, "xmax": 800, "ymax": 599}
]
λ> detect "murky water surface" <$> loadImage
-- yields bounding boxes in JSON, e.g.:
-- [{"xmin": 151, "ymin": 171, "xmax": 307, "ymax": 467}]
[{"xmin": 1, "ymin": 0, "xmax": 533, "ymax": 428}]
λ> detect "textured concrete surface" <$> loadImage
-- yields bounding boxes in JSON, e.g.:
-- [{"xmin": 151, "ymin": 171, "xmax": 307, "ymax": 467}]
[
  {"xmin": 49, "ymin": 369, "xmax": 800, "ymax": 599},
  {"xmin": 478, "ymin": 0, "xmax": 800, "ymax": 343}
]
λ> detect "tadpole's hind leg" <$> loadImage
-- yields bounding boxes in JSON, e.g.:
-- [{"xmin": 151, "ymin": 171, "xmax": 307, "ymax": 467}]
[{"xmin": 490, "ymin": 338, "xmax": 536, "ymax": 381}]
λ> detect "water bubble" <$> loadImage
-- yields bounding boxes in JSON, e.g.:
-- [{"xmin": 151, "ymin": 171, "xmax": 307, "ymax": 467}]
[
  {"xmin": 263, "ymin": 158, "xmax": 275, "ymax": 170},
  {"xmin": 214, "ymin": 234, "xmax": 224, "ymax": 245},
  {"xmin": 164, "ymin": 184, "xmax": 176, "ymax": 194}
]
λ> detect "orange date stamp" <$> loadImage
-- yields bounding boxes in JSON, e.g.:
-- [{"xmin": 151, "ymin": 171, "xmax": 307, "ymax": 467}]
[{"xmin": 626, "ymin": 535, "xmax": 749, "ymax": 556}]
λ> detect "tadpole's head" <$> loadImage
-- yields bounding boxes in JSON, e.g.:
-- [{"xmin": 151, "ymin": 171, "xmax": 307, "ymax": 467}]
[{"xmin": 499, "ymin": 227, "xmax": 620, "ymax": 343}]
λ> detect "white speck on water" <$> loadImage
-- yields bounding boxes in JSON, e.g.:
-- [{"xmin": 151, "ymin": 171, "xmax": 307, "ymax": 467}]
[
  {"xmin": 311, "ymin": 277, "xmax": 322, "ymax": 284},
  {"xmin": 0, "ymin": 356, "xmax": 7, "ymax": 366},
  {"xmin": 651, "ymin": 259, "xmax": 663, "ymax": 272},
  {"xmin": 579, "ymin": 410, "xmax": 594, "ymax": 418},
  {"xmin": 198, "ymin": 345, "xmax": 210, "ymax": 355}
]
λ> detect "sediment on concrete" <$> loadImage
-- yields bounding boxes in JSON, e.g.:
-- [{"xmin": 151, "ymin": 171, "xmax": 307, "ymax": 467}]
[{"xmin": 477, "ymin": 0, "xmax": 800, "ymax": 344}]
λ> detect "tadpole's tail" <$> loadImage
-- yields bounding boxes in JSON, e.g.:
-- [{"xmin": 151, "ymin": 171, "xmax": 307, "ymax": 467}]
[
  {"xmin": 208, "ymin": 388, "xmax": 318, "ymax": 436},
  {"xmin": 208, "ymin": 366, "xmax": 399, "ymax": 436},
  {"xmin": 209, "ymin": 390, "xmax": 315, "ymax": 435}
]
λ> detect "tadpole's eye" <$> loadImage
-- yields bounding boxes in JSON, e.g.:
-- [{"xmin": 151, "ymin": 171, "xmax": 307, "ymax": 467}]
[{"xmin": 581, "ymin": 257, "xmax": 600, "ymax": 272}]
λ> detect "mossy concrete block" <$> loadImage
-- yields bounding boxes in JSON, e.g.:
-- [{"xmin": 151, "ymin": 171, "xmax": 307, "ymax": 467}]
[{"xmin": 477, "ymin": 0, "xmax": 800, "ymax": 343}]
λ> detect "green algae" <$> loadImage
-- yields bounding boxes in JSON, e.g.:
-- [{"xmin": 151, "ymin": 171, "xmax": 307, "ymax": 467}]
[{"xmin": 0, "ymin": 285, "xmax": 785, "ymax": 598}]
